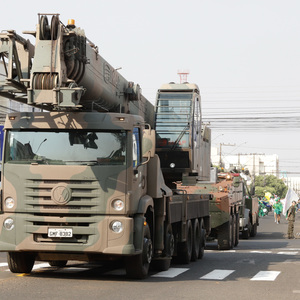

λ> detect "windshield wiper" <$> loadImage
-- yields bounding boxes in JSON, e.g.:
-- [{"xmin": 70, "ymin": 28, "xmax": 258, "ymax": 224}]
[
  {"xmin": 171, "ymin": 124, "xmax": 190, "ymax": 150},
  {"xmin": 64, "ymin": 160, "xmax": 99, "ymax": 166}
]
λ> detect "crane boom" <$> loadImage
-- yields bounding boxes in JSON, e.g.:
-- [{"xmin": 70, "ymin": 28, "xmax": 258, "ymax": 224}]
[{"xmin": 0, "ymin": 14, "xmax": 154, "ymax": 125}]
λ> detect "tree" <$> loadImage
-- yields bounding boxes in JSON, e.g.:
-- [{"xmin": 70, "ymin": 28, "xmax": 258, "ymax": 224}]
[{"xmin": 254, "ymin": 175, "xmax": 288, "ymax": 198}]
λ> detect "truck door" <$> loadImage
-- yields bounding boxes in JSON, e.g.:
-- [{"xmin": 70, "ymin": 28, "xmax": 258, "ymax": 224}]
[{"xmin": 132, "ymin": 127, "xmax": 146, "ymax": 200}]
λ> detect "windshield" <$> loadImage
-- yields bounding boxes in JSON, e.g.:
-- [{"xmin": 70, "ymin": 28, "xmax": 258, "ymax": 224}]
[
  {"xmin": 155, "ymin": 93, "xmax": 192, "ymax": 148},
  {"xmin": 4, "ymin": 130, "xmax": 126, "ymax": 165}
]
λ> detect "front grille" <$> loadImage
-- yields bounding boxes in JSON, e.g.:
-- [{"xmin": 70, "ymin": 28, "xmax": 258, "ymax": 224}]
[
  {"xmin": 24, "ymin": 179, "xmax": 101, "ymax": 244},
  {"xmin": 25, "ymin": 179, "xmax": 101, "ymax": 213}
]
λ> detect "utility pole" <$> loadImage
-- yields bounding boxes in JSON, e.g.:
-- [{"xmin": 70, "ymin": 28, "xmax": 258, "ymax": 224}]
[
  {"xmin": 219, "ymin": 143, "xmax": 236, "ymax": 168},
  {"xmin": 253, "ymin": 153, "xmax": 255, "ymax": 176}
]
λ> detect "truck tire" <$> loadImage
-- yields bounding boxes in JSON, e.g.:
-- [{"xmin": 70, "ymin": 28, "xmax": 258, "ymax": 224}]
[
  {"xmin": 164, "ymin": 224, "xmax": 175, "ymax": 258},
  {"xmin": 152, "ymin": 224, "xmax": 174, "ymax": 271},
  {"xmin": 198, "ymin": 219, "xmax": 206, "ymax": 259},
  {"xmin": 232, "ymin": 214, "xmax": 236, "ymax": 248},
  {"xmin": 178, "ymin": 219, "xmax": 193, "ymax": 264},
  {"xmin": 241, "ymin": 218, "xmax": 251, "ymax": 239},
  {"xmin": 151, "ymin": 258, "xmax": 171, "ymax": 271},
  {"xmin": 191, "ymin": 219, "xmax": 200, "ymax": 261},
  {"xmin": 48, "ymin": 260, "xmax": 68, "ymax": 268},
  {"xmin": 217, "ymin": 215, "xmax": 233, "ymax": 250},
  {"xmin": 125, "ymin": 224, "xmax": 152, "ymax": 279},
  {"xmin": 250, "ymin": 223, "xmax": 257, "ymax": 237},
  {"xmin": 234, "ymin": 213, "xmax": 240, "ymax": 247},
  {"xmin": 7, "ymin": 252, "xmax": 35, "ymax": 273}
]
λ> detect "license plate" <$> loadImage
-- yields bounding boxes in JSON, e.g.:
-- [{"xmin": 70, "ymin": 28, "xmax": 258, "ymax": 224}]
[{"xmin": 48, "ymin": 228, "xmax": 73, "ymax": 238}]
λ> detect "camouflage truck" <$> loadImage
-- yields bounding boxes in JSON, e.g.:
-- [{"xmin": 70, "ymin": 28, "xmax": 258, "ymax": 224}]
[
  {"xmin": 0, "ymin": 14, "xmax": 211, "ymax": 278},
  {"xmin": 176, "ymin": 172, "xmax": 241, "ymax": 250},
  {"xmin": 177, "ymin": 172, "xmax": 259, "ymax": 249}
]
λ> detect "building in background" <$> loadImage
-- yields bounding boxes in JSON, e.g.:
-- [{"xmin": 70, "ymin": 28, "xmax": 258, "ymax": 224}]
[{"xmin": 211, "ymin": 146, "xmax": 279, "ymax": 177}]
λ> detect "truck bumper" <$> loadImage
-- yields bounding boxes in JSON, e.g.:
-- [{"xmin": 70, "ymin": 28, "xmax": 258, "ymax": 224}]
[{"xmin": 0, "ymin": 213, "xmax": 136, "ymax": 255}]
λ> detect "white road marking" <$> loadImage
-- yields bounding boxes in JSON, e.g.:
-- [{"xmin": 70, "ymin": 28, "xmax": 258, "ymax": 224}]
[
  {"xmin": 250, "ymin": 251, "xmax": 272, "ymax": 254},
  {"xmin": 32, "ymin": 263, "xmax": 51, "ymax": 270},
  {"xmin": 0, "ymin": 263, "xmax": 8, "ymax": 267},
  {"xmin": 277, "ymin": 251, "xmax": 298, "ymax": 255},
  {"xmin": 200, "ymin": 269, "xmax": 235, "ymax": 280},
  {"xmin": 250, "ymin": 271, "xmax": 281, "ymax": 281},
  {"xmin": 151, "ymin": 268, "xmax": 189, "ymax": 278},
  {"xmin": 5, "ymin": 262, "xmax": 50, "ymax": 272}
]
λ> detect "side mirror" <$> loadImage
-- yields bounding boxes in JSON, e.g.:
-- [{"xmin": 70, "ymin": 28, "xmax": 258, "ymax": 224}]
[{"xmin": 142, "ymin": 125, "xmax": 155, "ymax": 158}]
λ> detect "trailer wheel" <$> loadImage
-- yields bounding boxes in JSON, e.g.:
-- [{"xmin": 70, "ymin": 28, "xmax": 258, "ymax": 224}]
[
  {"xmin": 178, "ymin": 219, "xmax": 193, "ymax": 264},
  {"xmin": 232, "ymin": 214, "xmax": 236, "ymax": 248},
  {"xmin": 7, "ymin": 252, "xmax": 35, "ymax": 273},
  {"xmin": 164, "ymin": 224, "xmax": 175, "ymax": 258},
  {"xmin": 234, "ymin": 213, "xmax": 240, "ymax": 247},
  {"xmin": 241, "ymin": 218, "xmax": 251, "ymax": 239},
  {"xmin": 125, "ymin": 223, "xmax": 152, "ymax": 279},
  {"xmin": 217, "ymin": 215, "xmax": 233, "ymax": 250},
  {"xmin": 198, "ymin": 219, "xmax": 206, "ymax": 259},
  {"xmin": 191, "ymin": 219, "xmax": 200, "ymax": 261},
  {"xmin": 250, "ymin": 223, "xmax": 257, "ymax": 237},
  {"xmin": 48, "ymin": 260, "xmax": 68, "ymax": 268}
]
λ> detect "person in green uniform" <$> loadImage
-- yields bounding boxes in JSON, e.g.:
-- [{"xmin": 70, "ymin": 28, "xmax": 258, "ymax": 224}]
[
  {"xmin": 273, "ymin": 198, "xmax": 283, "ymax": 224},
  {"xmin": 286, "ymin": 201, "xmax": 297, "ymax": 239}
]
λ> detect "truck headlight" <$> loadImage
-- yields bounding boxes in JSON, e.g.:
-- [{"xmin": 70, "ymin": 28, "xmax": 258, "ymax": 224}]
[
  {"xmin": 3, "ymin": 218, "xmax": 14, "ymax": 230},
  {"xmin": 112, "ymin": 199, "xmax": 124, "ymax": 211},
  {"xmin": 111, "ymin": 221, "xmax": 123, "ymax": 233},
  {"xmin": 5, "ymin": 197, "xmax": 15, "ymax": 209}
]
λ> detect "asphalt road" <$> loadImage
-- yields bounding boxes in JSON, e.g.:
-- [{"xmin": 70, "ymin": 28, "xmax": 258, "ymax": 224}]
[{"xmin": 0, "ymin": 211, "xmax": 299, "ymax": 300}]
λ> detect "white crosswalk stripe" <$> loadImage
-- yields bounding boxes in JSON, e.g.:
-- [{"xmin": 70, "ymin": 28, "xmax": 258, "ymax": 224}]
[
  {"xmin": 250, "ymin": 271, "xmax": 281, "ymax": 281},
  {"xmin": 200, "ymin": 269, "xmax": 235, "ymax": 280},
  {"xmin": 0, "ymin": 263, "xmax": 8, "ymax": 268},
  {"xmin": 151, "ymin": 268, "xmax": 189, "ymax": 278}
]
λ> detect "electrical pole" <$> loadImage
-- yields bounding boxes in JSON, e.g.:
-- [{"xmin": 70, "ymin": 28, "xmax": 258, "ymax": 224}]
[{"xmin": 219, "ymin": 143, "xmax": 236, "ymax": 168}]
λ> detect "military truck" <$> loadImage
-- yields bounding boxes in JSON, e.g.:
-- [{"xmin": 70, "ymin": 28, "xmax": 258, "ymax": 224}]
[
  {"xmin": 177, "ymin": 171, "xmax": 259, "ymax": 249},
  {"xmin": 238, "ymin": 173, "xmax": 259, "ymax": 239},
  {"xmin": 0, "ymin": 14, "xmax": 211, "ymax": 278},
  {"xmin": 176, "ymin": 172, "xmax": 240, "ymax": 250}
]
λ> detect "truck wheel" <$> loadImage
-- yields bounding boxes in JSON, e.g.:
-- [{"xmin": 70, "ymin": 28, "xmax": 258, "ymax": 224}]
[
  {"xmin": 198, "ymin": 219, "xmax": 206, "ymax": 259},
  {"xmin": 48, "ymin": 260, "xmax": 68, "ymax": 268},
  {"xmin": 151, "ymin": 258, "xmax": 171, "ymax": 271},
  {"xmin": 234, "ymin": 213, "xmax": 240, "ymax": 247},
  {"xmin": 217, "ymin": 216, "xmax": 233, "ymax": 250},
  {"xmin": 191, "ymin": 219, "xmax": 200, "ymax": 261},
  {"xmin": 7, "ymin": 252, "xmax": 35, "ymax": 273},
  {"xmin": 178, "ymin": 219, "xmax": 193, "ymax": 264},
  {"xmin": 164, "ymin": 224, "xmax": 175, "ymax": 258},
  {"xmin": 232, "ymin": 214, "xmax": 236, "ymax": 248},
  {"xmin": 152, "ymin": 224, "xmax": 174, "ymax": 271},
  {"xmin": 241, "ymin": 219, "xmax": 251, "ymax": 239},
  {"xmin": 125, "ymin": 224, "xmax": 152, "ymax": 279},
  {"xmin": 250, "ymin": 223, "xmax": 257, "ymax": 237}
]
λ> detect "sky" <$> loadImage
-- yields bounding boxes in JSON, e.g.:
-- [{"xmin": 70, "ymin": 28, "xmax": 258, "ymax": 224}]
[{"xmin": 1, "ymin": 0, "xmax": 300, "ymax": 176}]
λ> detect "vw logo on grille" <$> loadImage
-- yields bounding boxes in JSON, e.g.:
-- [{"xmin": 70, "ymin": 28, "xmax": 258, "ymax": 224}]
[{"xmin": 51, "ymin": 184, "xmax": 72, "ymax": 205}]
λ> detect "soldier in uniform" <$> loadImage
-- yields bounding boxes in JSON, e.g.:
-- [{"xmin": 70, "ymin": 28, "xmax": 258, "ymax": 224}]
[{"xmin": 286, "ymin": 201, "xmax": 297, "ymax": 239}]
